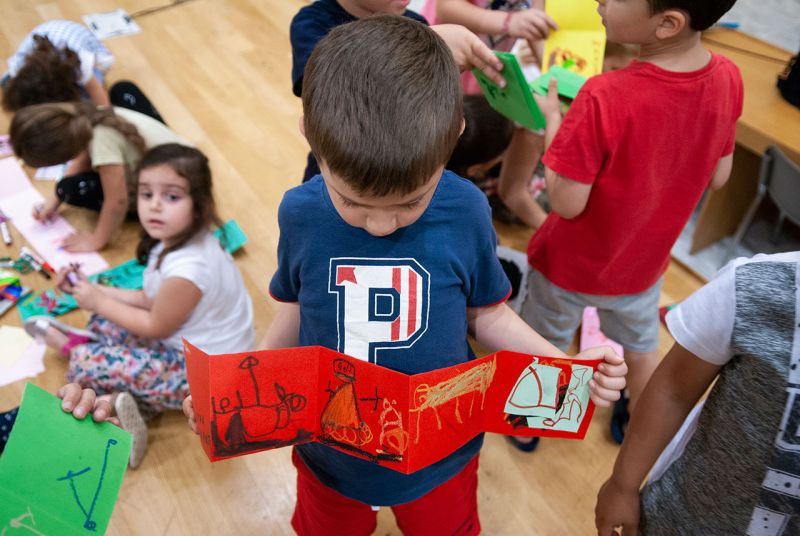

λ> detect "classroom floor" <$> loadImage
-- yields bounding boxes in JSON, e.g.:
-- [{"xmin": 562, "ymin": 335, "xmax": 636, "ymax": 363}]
[{"xmin": 0, "ymin": 1, "xmax": 705, "ymax": 534}]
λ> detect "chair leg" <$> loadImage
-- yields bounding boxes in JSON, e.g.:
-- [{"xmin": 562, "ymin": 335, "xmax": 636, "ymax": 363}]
[
  {"xmin": 770, "ymin": 212, "xmax": 785, "ymax": 244},
  {"xmin": 728, "ymin": 192, "xmax": 765, "ymax": 259}
]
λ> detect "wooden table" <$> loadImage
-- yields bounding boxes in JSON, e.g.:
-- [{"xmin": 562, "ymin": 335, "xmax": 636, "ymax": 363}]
[{"xmin": 690, "ymin": 28, "xmax": 800, "ymax": 253}]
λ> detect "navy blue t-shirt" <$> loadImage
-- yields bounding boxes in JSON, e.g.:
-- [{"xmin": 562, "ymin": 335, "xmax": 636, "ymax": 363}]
[
  {"xmin": 290, "ymin": 0, "xmax": 428, "ymax": 97},
  {"xmin": 270, "ymin": 171, "xmax": 511, "ymax": 505}
]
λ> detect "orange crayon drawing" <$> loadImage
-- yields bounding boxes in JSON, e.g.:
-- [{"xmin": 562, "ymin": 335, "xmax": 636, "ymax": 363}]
[
  {"xmin": 411, "ymin": 358, "xmax": 496, "ymax": 443},
  {"xmin": 320, "ymin": 359, "xmax": 373, "ymax": 446},
  {"xmin": 377, "ymin": 398, "xmax": 409, "ymax": 455}
]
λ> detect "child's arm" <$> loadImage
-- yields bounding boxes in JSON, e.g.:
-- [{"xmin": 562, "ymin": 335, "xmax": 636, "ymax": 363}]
[
  {"xmin": 436, "ymin": 0, "xmax": 557, "ymax": 44},
  {"xmin": 708, "ymin": 153, "xmax": 733, "ymax": 190},
  {"xmin": 430, "ymin": 24, "xmax": 504, "ymax": 87},
  {"xmin": 468, "ymin": 301, "xmax": 565, "ymax": 357},
  {"xmin": 94, "ymin": 286, "xmax": 152, "ymax": 308},
  {"xmin": 468, "ymin": 302, "xmax": 626, "ymax": 406},
  {"xmin": 257, "ymin": 301, "xmax": 301, "ymax": 349},
  {"xmin": 595, "ymin": 342, "xmax": 721, "ymax": 535},
  {"xmin": 58, "ymin": 268, "xmax": 152, "ymax": 309},
  {"xmin": 61, "ymin": 164, "xmax": 128, "ymax": 252},
  {"xmin": 70, "ymin": 277, "xmax": 201, "ymax": 339},
  {"xmin": 84, "ymin": 75, "xmax": 110, "ymax": 107},
  {"xmin": 535, "ymin": 77, "xmax": 593, "ymax": 219}
]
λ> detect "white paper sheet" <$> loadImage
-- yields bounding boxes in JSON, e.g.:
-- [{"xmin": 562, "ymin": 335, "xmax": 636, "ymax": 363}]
[{"xmin": 82, "ymin": 9, "xmax": 141, "ymax": 40}]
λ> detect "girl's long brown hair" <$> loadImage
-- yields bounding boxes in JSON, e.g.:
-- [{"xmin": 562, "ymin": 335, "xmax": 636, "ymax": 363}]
[
  {"xmin": 135, "ymin": 144, "xmax": 225, "ymax": 269},
  {"xmin": 1, "ymin": 35, "xmax": 82, "ymax": 112},
  {"xmin": 10, "ymin": 101, "xmax": 146, "ymax": 168}
]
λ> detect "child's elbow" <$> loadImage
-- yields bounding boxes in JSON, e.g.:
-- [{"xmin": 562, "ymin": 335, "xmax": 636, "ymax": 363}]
[{"xmin": 550, "ymin": 198, "xmax": 584, "ymax": 219}]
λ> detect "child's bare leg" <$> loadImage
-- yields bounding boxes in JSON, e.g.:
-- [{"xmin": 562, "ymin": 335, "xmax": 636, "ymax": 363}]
[
  {"xmin": 497, "ymin": 128, "xmax": 548, "ymax": 229},
  {"xmin": 623, "ymin": 349, "xmax": 660, "ymax": 411}
]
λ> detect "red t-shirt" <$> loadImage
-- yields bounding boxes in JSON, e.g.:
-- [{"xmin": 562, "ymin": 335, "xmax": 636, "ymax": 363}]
[{"xmin": 528, "ymin": 53, "xmax": 743, "ymax": 295}]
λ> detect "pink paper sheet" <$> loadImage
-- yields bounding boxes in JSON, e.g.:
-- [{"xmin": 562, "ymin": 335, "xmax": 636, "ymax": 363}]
[
  {"xmin": 0, "ymin": 157, "xmax": 108, "ymax": 275},
  {"xmin": 580, "ymin": 306, "xmax": 624, "ymax": 357},
  {"xmin": 0, "ymin": 339, "xmax": 46, "ymax": 388}
]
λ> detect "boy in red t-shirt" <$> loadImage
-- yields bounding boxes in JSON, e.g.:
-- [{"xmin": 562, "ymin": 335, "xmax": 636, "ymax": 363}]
[{"xmin": 520, "ymin": 0, "xmax": 742, "ymax": 443}]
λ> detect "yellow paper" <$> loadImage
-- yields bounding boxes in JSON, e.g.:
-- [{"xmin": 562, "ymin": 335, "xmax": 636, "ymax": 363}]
[
  {"xmin": 0, "ymin": 326, "xmax": 34, "ymax": 368},
  {"xmin": 543, "ymin": 0, "xmax": 606, "ymax": 77}
]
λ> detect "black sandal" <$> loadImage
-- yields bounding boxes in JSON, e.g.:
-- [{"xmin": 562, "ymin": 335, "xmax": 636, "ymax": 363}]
[{"xmin": 506, "ymin": 435, "xmax": 540, "ymax": 453}]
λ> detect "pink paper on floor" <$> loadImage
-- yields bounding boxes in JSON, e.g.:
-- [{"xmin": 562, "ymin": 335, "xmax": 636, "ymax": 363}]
[
  {"xmin": 580, "ymin": 306, "xmax": 624, "ymax": 357},
  {"xmin": 0, "ymin": 157, "xmax": 108, "ymax": 275}
]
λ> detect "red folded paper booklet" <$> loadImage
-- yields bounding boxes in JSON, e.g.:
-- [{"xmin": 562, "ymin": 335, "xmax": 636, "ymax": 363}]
[{"xmin": 184, "ymin": 341, "xmax": 601, "ymax": 474}]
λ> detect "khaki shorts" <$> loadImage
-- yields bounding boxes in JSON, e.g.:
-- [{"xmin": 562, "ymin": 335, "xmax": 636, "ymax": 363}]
[{"xmin": 520, "ymin": 268, "xmax": 662, "ymax": 353}]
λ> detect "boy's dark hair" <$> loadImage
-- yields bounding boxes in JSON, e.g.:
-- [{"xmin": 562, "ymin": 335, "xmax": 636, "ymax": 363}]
[
  {"xmin": 647, "ymin": 0, "xmax": 737, "ymax": 31},
  {"xmin": 302, "ymin": 15, "xmax": 463, "ymax": 197},
  {"xmin": 447, "ymin": 95, "xmax": 513, "ymax": 178},
  {"xmin": 2, "ymin": 36, "xmax": 82, "ymax": 112},
  {"xmin": 135, "ymin": 144, "xmax": 224, "ymax": 268}
]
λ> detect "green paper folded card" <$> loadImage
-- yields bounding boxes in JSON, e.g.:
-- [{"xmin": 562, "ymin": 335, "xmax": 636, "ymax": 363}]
[
  {"xmin": 473, "ymin": 51, "xmax": 546, "ymax": 131},
  {"xmin": 530, "ymin": 65, "xmax": 588, "ymax": 101},
  {"xmin": 0, "ymin": 383, "xmax": 131, "ymax": 535}
]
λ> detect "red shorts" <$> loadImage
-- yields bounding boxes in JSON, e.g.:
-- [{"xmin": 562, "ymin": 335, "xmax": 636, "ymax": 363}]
[{"xmin": 291, "ymin": 449, "xmax": 480, "ymax": 536}]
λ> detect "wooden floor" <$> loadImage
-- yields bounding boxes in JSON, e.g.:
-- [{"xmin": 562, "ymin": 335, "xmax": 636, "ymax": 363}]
[{"xmin": 0, "ymin": 1, "xmax": 705, "ymax": 534}]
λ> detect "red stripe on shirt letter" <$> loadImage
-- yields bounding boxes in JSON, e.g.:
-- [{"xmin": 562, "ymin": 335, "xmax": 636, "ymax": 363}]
[
  {"xmin": 407, "ymin": 269, "xmax": 417, "ymax": 337},
  {"xmin": 391, "ymin": 267, "xmax": 400, "ymax": 341}
]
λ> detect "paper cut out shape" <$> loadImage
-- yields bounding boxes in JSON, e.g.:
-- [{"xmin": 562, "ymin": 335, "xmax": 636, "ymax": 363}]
[
  {"xmin": 473, "ymin": 51, "xmax": 546, "ymax": 131},
  {"xmin": 17, "ymin": 289, "xmax": 75, "ymax": 320},
  {"xmin": 185, "ymin": 342, "xmax": 602, "ymax": 474},
  {"xmin": 0, "ymin": 384, "xmax": 131, "ymax": 534},
  {"xmin": 0, "ymin": 158, "xmax": 108, "ymax": 275},
  {"xmin": 214, "ymin": 219, "xmax": 248, "ymax": 254},
  {"xmin": 543, "ymin": 1, "xmax": 606, "ymax": 77}
]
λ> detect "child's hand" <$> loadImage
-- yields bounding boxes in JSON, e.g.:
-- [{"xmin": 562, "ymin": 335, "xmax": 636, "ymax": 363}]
[
  {"xmin": 508, "ymin": 9, "xmax": 558, "ymax": 42},
  {"xmin": 573, "ymin": 345, "xmax": 627, "ymax": 407},
  {"xmin": 533, "ymin": 77, "xmax": 562, "ymax": 123},
  {"xmin": 71, "ymin": 280, "xmax": 103, "ymax": 312},
  {"xmin": 57, "ymin": 383, "xmax": 119, "ymax": 426},
  {"xmin": 62, "ymin": 231, "xmax": 103, "ymax": 252},
  {"xmin": 56, "ymin": 267, "xmax": 87, "ymax": 294},
  {"xmin": 431, "ymin": 24, "xmax": 505, "ymax": 87},
  {"xmin": 32, "ymin": 198, "xmax": 60, "ymax": 223},
  {"xmin": 595, "ymin": 477, "xmax": 641, "ymax": 536},
  {"xmin": 183, "ymin": 395, "xmax": 199, "ymax": 435}
]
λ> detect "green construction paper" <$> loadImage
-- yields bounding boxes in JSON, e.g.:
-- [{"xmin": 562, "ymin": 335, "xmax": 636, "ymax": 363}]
[
  {"xmin": 17, "ymin": 289, "xmax": 74, "ymax": 321},
  {"xmin": 473, "ymin": 51, "xmax": 545, "ymax": 131},
  {"xmin": 16, "ymin": 260, "xmax": 145, "ymax": 320},
  {"xmin": 214, "ymin": 219, "xmax": 247, "ymax": 254},
  {"xmin": 530, "ymin": 66, "xmax": 587, "ymax": 100},
  {"xmin": 0, "ymin": 383, "xmax": 131, "ymax": 535},
  {"xmin": 90, "ymin": 259, "xmax": 145, "ymax": 290}
]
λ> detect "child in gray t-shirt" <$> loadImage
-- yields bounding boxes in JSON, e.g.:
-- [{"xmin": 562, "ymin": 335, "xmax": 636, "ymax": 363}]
[{"xmin": 596, "ymin": 251, "xmax": 800, "ymax": 535}]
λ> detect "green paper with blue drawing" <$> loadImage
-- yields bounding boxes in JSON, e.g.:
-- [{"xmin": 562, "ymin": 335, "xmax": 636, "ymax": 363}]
[{"xmin": 0, "ymin": 383, "xmax": 131, "ymax": 535}]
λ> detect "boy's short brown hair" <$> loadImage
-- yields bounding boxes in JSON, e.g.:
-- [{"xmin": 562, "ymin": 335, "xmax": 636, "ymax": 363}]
[
  {"xmin": 301, "ymin": 15, "xmax": 463, "ymax": 197},
  {"xmin": 647, "ymin": 0, "xmax": 737, "ymax": 31}
]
